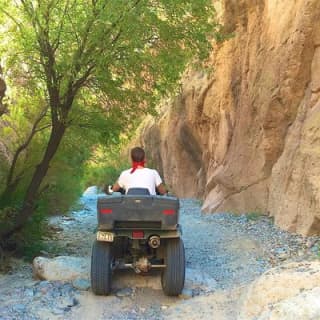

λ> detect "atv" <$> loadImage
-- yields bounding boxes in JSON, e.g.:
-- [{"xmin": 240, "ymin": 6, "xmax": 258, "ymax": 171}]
[{"xmin": 90, "ymin": 188, "xmax": 185, "ymax": 296}]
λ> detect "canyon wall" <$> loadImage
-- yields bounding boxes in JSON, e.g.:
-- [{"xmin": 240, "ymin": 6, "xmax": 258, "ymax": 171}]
[{"xmin": 140, "ymin": 0, "xmax": 320, "ymax": 235}]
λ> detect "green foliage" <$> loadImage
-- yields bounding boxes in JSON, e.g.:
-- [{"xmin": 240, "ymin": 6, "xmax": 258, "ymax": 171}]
[
  {"xmin": 246, "ymin": 211, "xmax": 263, "ymax": 221},
  {"xmin": 195, "ymin": 199, "xmax": 204, "ymax": 207},
  {"xmin": 12, "ymin": 210, "xmax": 47, "ymax": 261},
  {"xmin": 83, "ymin": 144, "xmax": 130, "ymax": 190},
  {"xmin": 0, "ymin": 154, "xmax": 9, "ymax": 191},
  {"xmin": 316, "ymin": 244, "xmax": 320, "ymax": 259},
  {"xmin": 0, "ymin": 0, "xmax": 220, "ymax": 117},
  {"xmin": 0, "ymin": 84, "xmax": 50, "ymax": 204},
  {"xmin": 0, "ymin": 206, "xmax": 20, "ymax": 235},
  {"xmin": 0, "ymin": 205, "xmax": 45, "ymax": 262}
]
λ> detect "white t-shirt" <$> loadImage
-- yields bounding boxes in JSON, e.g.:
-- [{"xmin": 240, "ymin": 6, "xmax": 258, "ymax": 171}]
[{"xmin": 117, "ymin": 168, "xmax": 163, "ymax": 195}]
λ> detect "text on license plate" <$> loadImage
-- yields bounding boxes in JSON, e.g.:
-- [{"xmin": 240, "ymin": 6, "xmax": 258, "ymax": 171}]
[{"xmin": 97, "ymin": 231, "xmax": 114, "ymax": 242}]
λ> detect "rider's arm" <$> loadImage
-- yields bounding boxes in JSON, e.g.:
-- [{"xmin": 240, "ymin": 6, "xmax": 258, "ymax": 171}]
[
  {"xmin": 154, "ymin": 170, "xmax": 167, "ymax": 195},
  {"xmin": 156, "ymin": 183, "xmax": 167, "ymax": 195},
  {"xmin": 112, "ymin": 182, "xmax": 122, "ymax": 192},
  {"xmin": 112, "ymin": 170, "xmax": 127, "ymax": 193}
]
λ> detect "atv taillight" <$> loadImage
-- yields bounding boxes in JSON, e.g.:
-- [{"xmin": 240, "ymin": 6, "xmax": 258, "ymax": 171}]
[
  {"xmin": 100, "ymin": 208, "xmax": 112, "ymax": 214},
  {"xmin": 132, "ymin": 230, "xmax": 144, "ymax": 239},
  {"xmin": 162, "ymin": 209, "xmax": 175, "ymax": 215}
]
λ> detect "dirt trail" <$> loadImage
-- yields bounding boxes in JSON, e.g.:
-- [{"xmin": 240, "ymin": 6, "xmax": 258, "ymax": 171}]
[
  {"xmin": 48, "ymin": 190, "xmax": 243, "ymax": 319},
  {"xmin": 0, "ymin": 187, "xmax": 317, "ymax": 320}
]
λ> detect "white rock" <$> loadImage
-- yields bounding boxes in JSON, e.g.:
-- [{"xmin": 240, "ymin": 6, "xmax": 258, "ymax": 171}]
[
  {"xmin": 239, "ymin": 261, "xmax": 320, "ymax": 320},
  {"xmin": 33, "ymin": 256, "xmax": 90, "ymax": 281},
  {"xmin": 257, "ymin": 287, "xmax": 320, "ymax": 320}
]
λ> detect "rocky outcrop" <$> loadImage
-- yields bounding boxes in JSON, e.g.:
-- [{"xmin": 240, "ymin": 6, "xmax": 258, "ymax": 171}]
[
  {"xmin": 140, "ymin": 0, "xmax": 320, "ymax": 235},
  {"xmin": 239, "ymin": 261, "xmax": 320, "ymax": 320},
  {"xmin": 256, "ymin": 288, "xmax": 320, "ymax": 320}
]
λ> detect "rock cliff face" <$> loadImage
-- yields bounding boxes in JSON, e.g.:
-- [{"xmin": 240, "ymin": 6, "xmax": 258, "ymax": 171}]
[{"xmin": 140, "ymin": 0, "xmax": 320, "ymax": 235}]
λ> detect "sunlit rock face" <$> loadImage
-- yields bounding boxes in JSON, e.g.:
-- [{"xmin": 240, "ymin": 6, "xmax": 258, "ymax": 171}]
[{"xmin": 141, "ymin": 0, "xmax": 320, "ymax": 235}]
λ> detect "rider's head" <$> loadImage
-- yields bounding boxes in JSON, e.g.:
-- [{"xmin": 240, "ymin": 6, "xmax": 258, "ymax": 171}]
[{"xmin": 131, "ymin": 147, "xmax": 145, "ymax": 162}]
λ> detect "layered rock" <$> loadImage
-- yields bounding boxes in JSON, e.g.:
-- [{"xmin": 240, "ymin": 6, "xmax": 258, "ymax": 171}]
[{"xmin": 140, "ymin": 0, "xmax": 320, "ymax": 235}]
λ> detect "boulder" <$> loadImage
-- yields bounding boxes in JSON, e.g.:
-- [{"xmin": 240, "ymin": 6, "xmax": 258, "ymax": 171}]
[
  {"xmin": 33, "ymin": 256, "xmax": 90, "ymax": 281},
  {"xmin": 239, "ymin": 261, "xmax": 320, "ymax": 320},
  {"xmin": 257, "ymin": 287, "xmax": 320, "ymax": 320}
]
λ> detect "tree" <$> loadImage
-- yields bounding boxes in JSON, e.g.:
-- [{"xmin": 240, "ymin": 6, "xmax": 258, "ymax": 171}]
[{"xmin": 0, "ymin": 0, "xmax": 220, "ymax": 241}]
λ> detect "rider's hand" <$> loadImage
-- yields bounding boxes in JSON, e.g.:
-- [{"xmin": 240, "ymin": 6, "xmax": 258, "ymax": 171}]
[{"xmin": 103, "ymin": 184, "xmax": 113, "ymax": 195}]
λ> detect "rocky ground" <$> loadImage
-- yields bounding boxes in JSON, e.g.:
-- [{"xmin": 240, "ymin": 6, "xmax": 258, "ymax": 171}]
[{"xmin": 0, "ymin": 187, "xmax": 320, "ymax": 320}]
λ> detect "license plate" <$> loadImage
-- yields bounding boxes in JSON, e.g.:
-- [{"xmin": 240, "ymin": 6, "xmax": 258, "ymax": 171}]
[{"xmin": 97, "ymin": 231, "xmax": 114, "ymax": 242}]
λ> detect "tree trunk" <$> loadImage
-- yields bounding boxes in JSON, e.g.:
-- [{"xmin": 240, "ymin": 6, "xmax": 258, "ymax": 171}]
[
  {"xmin": 0, "ymin": 121, "xmax": 66, "ymax": 240},
  {"xmin": 0, "ymin": 71, "xmax": 7, "ymax": 117}
]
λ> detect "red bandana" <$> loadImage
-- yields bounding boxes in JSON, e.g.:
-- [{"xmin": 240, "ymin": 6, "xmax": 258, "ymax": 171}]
[{"xmin": 130, "ymin": 161, "xmax": 145, "ymax": 174}]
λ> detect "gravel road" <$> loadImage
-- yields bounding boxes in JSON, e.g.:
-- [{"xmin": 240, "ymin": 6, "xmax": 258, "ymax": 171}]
[{"xmin": 0, "ymin": 188, "xmax": 319, "ymax": 320}]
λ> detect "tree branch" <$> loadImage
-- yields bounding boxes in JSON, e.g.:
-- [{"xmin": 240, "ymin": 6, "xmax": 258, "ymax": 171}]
[
  {"xmin": 5, "ymin": 106, "xmax": 49, "ymax": 190},
  {"xmin": 20, "ymin": 1, "xmax": 61, "ymax": 123},
  {"xmin": 52, "ymin": 0, "xmax": 73, "ymax": 51},
  {"xmin": 0, "ymin": 7, "xmax": 24, "ymax": 33}
]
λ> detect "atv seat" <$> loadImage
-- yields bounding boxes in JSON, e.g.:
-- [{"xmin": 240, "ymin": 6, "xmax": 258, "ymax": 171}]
[{"xmin": 127, "ymin": 188, "xmax": 150, "ymax": 195}]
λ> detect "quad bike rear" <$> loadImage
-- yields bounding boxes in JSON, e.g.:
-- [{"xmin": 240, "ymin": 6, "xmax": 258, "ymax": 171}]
[{"xmin": 90, "ymin": 188, "xmax": 185, "ymax": 296}]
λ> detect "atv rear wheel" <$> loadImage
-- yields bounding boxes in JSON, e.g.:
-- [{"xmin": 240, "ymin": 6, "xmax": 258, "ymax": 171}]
[
  {"xmin": 161, "ymin": 238, "xmax": 185, "ymax": 296},
  {"xmin": 91, "ymin": 240, "xmax": 112, "ymax": 295}
]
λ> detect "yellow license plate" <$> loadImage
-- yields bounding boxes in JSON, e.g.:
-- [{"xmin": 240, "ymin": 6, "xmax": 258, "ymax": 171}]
[{"xmin": 97, "ymin": 231, "xmax": 114, "ymax": 242}]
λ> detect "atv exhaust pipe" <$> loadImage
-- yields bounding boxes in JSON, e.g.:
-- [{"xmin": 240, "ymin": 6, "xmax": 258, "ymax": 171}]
[{"xmin": 148, "ymin": 235, "xmax": 161, "ymax": 249}]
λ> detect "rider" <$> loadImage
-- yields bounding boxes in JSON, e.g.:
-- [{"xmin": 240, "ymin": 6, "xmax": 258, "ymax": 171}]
[{"xmin": 111, "ymin": 147, "xmax": 167, "ymax": 195}]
